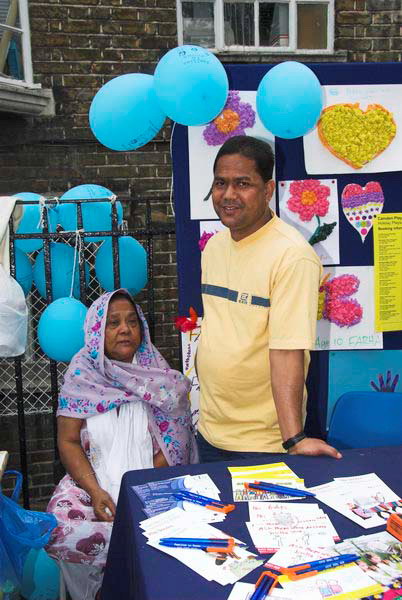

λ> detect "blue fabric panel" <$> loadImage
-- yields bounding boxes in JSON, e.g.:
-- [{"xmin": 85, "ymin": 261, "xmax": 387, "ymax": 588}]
[{"xmin": 172, "ymin": 62, "xmax": 402, "ymax": 439}]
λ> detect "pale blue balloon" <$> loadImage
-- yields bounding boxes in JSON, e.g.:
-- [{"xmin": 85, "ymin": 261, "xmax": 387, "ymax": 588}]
[
  {"xmin": 89, "ymin": 73, "xmax": 166, "ymax": 151},
  {"xmin": 13, "ymin": 192, "xmax": 58, "ymax": 253},
  {"xmin": 95, "ymin": 237, "xmax": 147, "ymax": 295},
  {"xmin": 154, "ymin": 45, "xmax": 229, "ymax": 126},
  {"xmin": 33, "ymin": 242, "xmax": 89, "ymax": 300},
  {"xmin": 59, "ymin": 184, "xmax": 123, "ymax": 242},
  {"xmin": 21, "ymin": 549, "xmax": 59, "ymax": 600},
  {"xmin": 256, "ymin": 61, "xmax": 323, "ymax": 139},
  {"xmin": 38, "ymin": 297, "xmax": 87, "ymax": 362},
  {"xmin": 14, "ymin": 248, "xmax": 33, "ymax": 296}
]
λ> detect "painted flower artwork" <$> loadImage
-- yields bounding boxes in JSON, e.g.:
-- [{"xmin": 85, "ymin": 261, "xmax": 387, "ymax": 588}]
[
  {"xmin": 203, "ymin": 91, "xmax": 255, "ymax": 146},
  {"xmin": 286, "ymin": 179, "xmax": 336, "ymax": 245},
  {"xmin": 318, "ymin": 273, "xmax": 363, "ymax": 328}
]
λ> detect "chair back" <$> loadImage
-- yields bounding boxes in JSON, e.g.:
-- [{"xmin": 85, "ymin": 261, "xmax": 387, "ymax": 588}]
[{"xmin": 327, "ymin": 391, "xmax": 402, "ymax": 449}]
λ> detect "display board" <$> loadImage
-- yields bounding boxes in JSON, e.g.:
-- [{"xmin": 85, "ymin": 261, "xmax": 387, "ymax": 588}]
[{"xmin": 172, "ymin": 62, "xmax": 402, "ymax": 437}]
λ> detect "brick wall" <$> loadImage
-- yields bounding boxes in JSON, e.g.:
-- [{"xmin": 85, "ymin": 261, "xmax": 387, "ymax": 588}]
[
  {"xmin": 336, "ymin": 0, "xmax": 402, "ymax": 61},
  {"xmin": 0, "ymin": 0, "xmax": 401, "ymax": 508}
]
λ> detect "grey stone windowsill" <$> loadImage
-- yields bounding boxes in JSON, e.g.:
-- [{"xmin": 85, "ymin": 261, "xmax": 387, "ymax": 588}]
[
  {"xmin": 217, "ymin": 50, "xmax": 348, "ymax": 64},
  {"xmin": 0, "ymin": 79, "xmax": 55, "ymax": 116}
]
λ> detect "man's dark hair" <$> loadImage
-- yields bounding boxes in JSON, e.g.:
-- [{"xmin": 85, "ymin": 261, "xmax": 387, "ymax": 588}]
[{"xmin": 213, "ymin": 135, "xmax": 275, "ymax": 182}]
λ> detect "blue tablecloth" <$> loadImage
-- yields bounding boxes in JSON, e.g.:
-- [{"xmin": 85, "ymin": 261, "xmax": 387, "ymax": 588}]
[{"xmin": 101, "ymin": 446, "xmax": 402, "ymax": 600}]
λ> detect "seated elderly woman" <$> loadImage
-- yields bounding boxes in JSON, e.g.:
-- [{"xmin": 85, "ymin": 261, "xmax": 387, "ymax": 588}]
[{"xmin": 46, "ymin": 289, "xmax": 197, "ymax": 600}]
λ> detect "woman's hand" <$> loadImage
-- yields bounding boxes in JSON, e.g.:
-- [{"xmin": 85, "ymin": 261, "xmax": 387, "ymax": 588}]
[
  {"xmin": 91, "ymin": 488, "xmax": 116, "ymax": 522},
  {"xmin": 153, "ymin": 449, "xmax": 169, "ymax": 468}
]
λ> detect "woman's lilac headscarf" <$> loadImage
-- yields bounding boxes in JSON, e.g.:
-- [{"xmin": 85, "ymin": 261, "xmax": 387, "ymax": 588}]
[{"xmin": 58, "ymin": 289, "xmax": 198, "ymax": 465}]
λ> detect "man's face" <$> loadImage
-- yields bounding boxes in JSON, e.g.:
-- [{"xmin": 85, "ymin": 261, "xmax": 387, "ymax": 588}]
[{"xmin": 212, "ymin": 153, "xmax": 275, "ymax": 241}]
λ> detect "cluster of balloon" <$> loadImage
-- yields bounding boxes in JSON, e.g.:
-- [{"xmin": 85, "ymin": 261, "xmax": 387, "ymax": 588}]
[
  {"xmin": 89, "ymin": 45, "xmax": 229, "ymax": 150},
  {"xmin": 256, "ymin": 61, "xmax": 323, "ymax": 139}
]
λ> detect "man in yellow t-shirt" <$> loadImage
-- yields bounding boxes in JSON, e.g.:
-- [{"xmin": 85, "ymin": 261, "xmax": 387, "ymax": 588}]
[{"xmin": 196, "ymin": 135, "xmax": 341, "ymax": 461}]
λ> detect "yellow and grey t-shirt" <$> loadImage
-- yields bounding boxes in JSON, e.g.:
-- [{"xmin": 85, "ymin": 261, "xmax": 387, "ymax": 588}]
[{"xmin": 197, "ymin": 213, "xmax": 322, "ymax": 453}]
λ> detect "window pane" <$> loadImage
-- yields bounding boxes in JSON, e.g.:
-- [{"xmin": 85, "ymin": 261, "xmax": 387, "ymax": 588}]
[
  {"xmin": 224, "ymin": 2, "xmax": 254, "ymax": 46},
  {"xmin": 0, "ymin": 0, "xmax": 23, "ymax": 80},
  {"xmin": 259, "ymin": 3, "xmax": 289, "ymax": 47},
  {"xmin": 297, "ymin": 3, "xmax": 327, "ymax": 49},
  {"xmin": 182, "ymin": 2, "xmax": 215, "ymax": 48}
]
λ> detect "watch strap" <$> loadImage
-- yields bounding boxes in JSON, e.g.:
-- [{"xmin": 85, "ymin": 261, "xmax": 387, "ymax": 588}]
[{"xmin": 282, "ymin": 431, "xmax": 306, "ymax": 451}]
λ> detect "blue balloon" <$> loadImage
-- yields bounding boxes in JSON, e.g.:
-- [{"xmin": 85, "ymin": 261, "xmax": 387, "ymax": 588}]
[
  {"xmin": 13, "ymin": 193, "xmax": 58, "ymax": 253},
  {"xmin": 59, "ymin": 184, "xmax": 123, "ymax": 242},
  {"xmin": 154, "ymin": 45, "xmax": 229, "ymax": 126},
  {"xmin": 95, "ymin": 237, "xmax": 147, "ymax": 295},
  {"xmin": 33, "ymin": 242, "xmax": 89, "ymax": 300},
  {"xmin": 38, "ymin": 297, "xmax": 87, "ymax": 362},
  {"xmin": 89, "ymin": 74, "xmax": 166, "ymax": 151},
  {"xmin": 256, "ymin": 62, "xmax": 323, "ymax": 139},
  {"xmin": 21, "ymin": 549, "xmax": 59, "ymax": 600},
  {"xmin": 14, "ymin": 248, "xmax": 33, "ymax": 296}
]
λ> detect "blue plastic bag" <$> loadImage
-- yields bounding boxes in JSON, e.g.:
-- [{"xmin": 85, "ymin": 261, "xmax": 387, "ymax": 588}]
[{"xmin": 0, "ymin": 471, "xmax": 57, "ymax": 591}]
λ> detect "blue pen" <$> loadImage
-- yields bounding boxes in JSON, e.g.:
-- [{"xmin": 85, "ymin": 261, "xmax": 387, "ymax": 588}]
[
  {"xmin": 249, "ymin": 571, "xmax": 278, "ymax": 600},
  {"xmin": 289, "ymin": 553, "xmax": 359, "ymax": 569},
  {"xmin": 245, "ymin": 482, "xmax": 316, "ymax": 497},
  {"xmin": 159, "ymin": 541, "xmax": 230, "ymax": 550},
  {"xmin": 173, "ymin": 491, "xmax": 235, "ymax": 513},
  {"xmin": 174, "ymin": 490, "xmax": 225, "ymax": 504},
  {"xmin": 159, "ymin": 537, "xmax": 245, "ymax": 545},
  {"xmin": 283, "ymin": 554, "xmax": 360, "ymax": 579}
]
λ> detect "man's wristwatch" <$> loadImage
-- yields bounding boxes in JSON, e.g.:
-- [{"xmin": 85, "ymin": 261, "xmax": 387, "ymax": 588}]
[{"xmin": 282, "ymin": 431, "xmax": 306, "ymax": 451}]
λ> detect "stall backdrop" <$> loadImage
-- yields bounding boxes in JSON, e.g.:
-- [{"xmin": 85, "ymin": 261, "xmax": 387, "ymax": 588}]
[{"xmin": 172, "ymin": 62, "xmax": 402, "ymax": 437}]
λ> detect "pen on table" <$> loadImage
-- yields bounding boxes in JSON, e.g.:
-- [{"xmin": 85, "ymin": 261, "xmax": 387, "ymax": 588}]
[
  {"xmin": 159, "ymin": 537, "xmax": 245, "ymax": 546},
  {"xmin": 244, "ymin": 482, "xmax": 316, "ymax": 497},
  {"xmin": 174, "ymin": 490, "xmax": 227, "ymax": 504},
  {"xmin": 282, "ymin": 553, "xmax": 360, "ymax": 579},
  {"xmin": 288, "ymin": 553, "xmax": 360, "ymax": 569},
  {"xmin": 158, "ymin": 538, "xmax": 242, "ymax": 552},
  {"xmin": 173, "ymin": 491, "xmax": 235, "ymax": 513},
  {"xmin": 249, "ymin": 571, "xmax": 278, "ymax": 600}
]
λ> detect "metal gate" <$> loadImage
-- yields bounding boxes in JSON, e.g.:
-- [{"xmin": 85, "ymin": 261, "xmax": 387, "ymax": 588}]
[{"xmin": 0, "ymin": 195, "xmax": 176, "ymax": 507}]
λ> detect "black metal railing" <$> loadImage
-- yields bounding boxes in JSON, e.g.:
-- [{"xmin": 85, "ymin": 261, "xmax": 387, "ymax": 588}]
[{"xmin": 4, "ymin": 196, "xmax": 176, "ymax": 508}]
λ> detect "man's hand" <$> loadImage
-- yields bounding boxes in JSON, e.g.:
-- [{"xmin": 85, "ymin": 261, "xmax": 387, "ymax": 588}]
[
  {"xmin": 91, "ymin": 488, "xmax": 116, "ymax": 522},
  {"xmin": 288, "ymin": 437, "xmax": 342, "ymax": 459}
]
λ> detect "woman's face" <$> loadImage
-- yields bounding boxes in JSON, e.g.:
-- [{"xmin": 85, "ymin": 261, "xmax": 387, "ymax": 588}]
[{"xmin": 104, "ymin": 296, "xmax": 141, "ymax": 362}]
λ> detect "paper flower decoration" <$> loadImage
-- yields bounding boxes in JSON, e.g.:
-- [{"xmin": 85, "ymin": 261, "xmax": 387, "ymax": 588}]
[
  {"xmin": 318, "ymin": 103, "xmax": 396, "ymax": 169},
  {"xmin": 174, "ymin": 307, "xmax": 199, "ymax": 333},
  {"xmin": 318, "ymin": 273, "xmax": 363, "ymax": 328},
  {"xmin": 286, "ymin": 179, "xmax": 336, "ymax": 246},
  {"xmin": 287, "ymin": 180, "xmax": 330, "ymax": 221},
  {"xmin": 198, "ymin": 231, "xmax": 216, "ymax": 251},
  {"xmin": 202, "ymin": 91, "xmax": 255, "ymax": 146},
  {"xmin": 341, "ymin": 181, "xmax": 384, "ymax": 243}
]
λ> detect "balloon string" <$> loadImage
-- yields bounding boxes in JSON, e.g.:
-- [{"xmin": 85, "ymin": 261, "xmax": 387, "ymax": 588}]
[
  {"xmin": 37, "ymin": 196, "xmax": 47, "ymax": 229},
  {"xmin": 70, "ymin": 229, "xmax": 83, "ymax": 298},
  {"xmin": 168, "ymin": 121, "xmax": 176, "ymax": 218}
]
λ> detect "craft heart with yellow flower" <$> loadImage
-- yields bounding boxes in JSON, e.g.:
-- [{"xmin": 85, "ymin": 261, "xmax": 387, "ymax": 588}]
[{"xmin": 317, "ymin": 103, "xmax": 397, "ymax": 169}]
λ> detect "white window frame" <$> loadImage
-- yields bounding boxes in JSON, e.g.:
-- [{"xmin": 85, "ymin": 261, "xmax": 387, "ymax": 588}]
[
  {"xmin": 0, "ymin": 0, "xmax": 37, "ymax": 87},
  {"xmin": 176, "ymin": 0, "xmax": 334, "ymax": 54}
]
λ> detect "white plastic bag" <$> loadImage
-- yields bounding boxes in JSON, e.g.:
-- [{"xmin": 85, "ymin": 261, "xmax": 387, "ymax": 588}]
[{"xmin": 0, "ymin": 265, "xmax": 28, "ymax": 357}]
